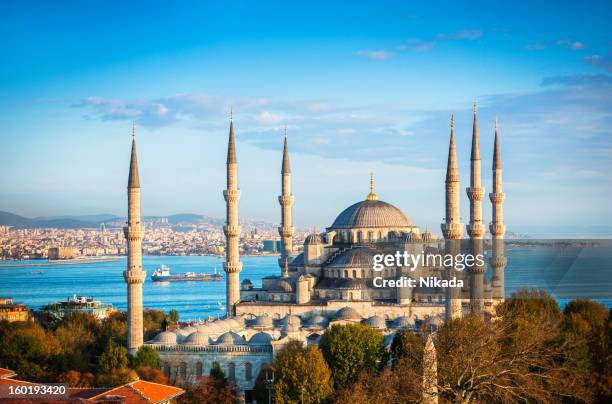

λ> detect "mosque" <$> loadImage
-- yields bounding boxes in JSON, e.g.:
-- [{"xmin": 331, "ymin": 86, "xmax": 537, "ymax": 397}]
[{"xmin": 121, "ymin": 106, "xmax": 507, "ymax": 398}]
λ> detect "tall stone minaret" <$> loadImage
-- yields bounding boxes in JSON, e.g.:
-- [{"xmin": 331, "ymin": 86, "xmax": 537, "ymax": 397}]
[
  {"xmin": 278, "ymin": 127, "xmax": 294, "ymax": 273},
  {"xmin": 441, "ymin": 114, "xmax": 464, "ymax": 321},
  {"xmin": 489, "ymin": 119, "xmax": 507, "ymax": 301},
  {"xmin": 123, "ymin": 126, "xmax": 146, "ymax": 355},
  {"xmin": 466, "ymin": 105, "xmax": 486, "ymax": 315},
  {"xmin": 223, "ymin": 111, "xmax": 242, "ymax": 317}
]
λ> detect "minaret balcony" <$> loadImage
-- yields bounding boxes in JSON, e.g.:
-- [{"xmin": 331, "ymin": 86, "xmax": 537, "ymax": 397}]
[
  {"xmin": 223, "ymin": 189, "xmax": 241, "ymax": 203},
  {"xmin": 489, "ymin": 256, "xmax": 507, "ymax": 268},
  {"xmin": 278, "ymin": 195, "xmax": 294, "ymax": 205},
  {"xmin": 123, "ymin": 269, "xmax": 146, "ymax": 283},
  {"xmin": 467, "ymin": 223, "xmax": 486, "ymax": 238},
  {"xmin": 223, "ymin": 261, "xmax": 243, "ymax": 273},
  {"xmin": 123, "ymin": 225, "xmax": 144, "ymax": 239},
  {"xmin": 224, "ymin": 225, "xmax": 242, "ymax": 237},
  {"xmin": 489, "ymin": 223, "xmax": 506, "ymax": 236},
  {"xmin": 278, "ymin": 226, "xmax": 295, "ymax": 238},
  {"xmin": 441, "ymin": 223, "xmax": 464, "ymax": 239},
  {"xmin": 489, "ymin": 192, "xmax": 506, "ymax": 204},
  {"xmin": 466, "ymin": 187, "xmax": 485, "ymax": 200}
]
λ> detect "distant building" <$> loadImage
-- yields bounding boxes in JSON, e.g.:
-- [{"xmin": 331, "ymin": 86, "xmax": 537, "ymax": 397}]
[
  {"xmin": 48, "ymin": 247, "xmax": 77, "ymax": 260},
  {"xmin": 39, "ymin": 295, "xmax": 116, "ymax": 320},
  {"xmin": 0, "ymin": 297, "xmax": 30, "ymax": 322}
]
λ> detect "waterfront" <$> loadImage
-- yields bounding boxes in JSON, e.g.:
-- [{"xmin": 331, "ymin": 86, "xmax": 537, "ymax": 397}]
[{"xmin": 1, "ymin": 245, "xmax": 610, "ymax": 321}]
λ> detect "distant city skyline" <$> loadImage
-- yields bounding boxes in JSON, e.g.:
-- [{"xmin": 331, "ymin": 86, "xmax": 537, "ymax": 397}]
[{"xmin": 1, "ymin": 1, "xmax": 611, "ymax": 233}]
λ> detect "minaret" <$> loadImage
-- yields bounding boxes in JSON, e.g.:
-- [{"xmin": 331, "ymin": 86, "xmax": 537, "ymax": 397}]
[
  {"xmin": 489, "ymin": 119, "xmax": 507, "ymax": 301},
  {"xmin": 441, "ymin": 114, "xmax": 464, "ymax": 320},
  {"xmin": 123, "ymin": 125, "xmax": 146, "ymax": 355},
  {"xmin": 466, "ymin": 104, "xmax": 485, "ymax": 239},
  {"xmin": 278, "ymin": 127, "xmax": 294, "ymax": 273},
  {"xmin": 441, "ymin": 114, "xmax": 464, "ymax": 240},
  {"xmin": 466, "ymin": 105, "xmax": 486, "ymax": 315},
  {"xmin": 223, "ymin": 111, "xmax": 243, "ymax": 317}
]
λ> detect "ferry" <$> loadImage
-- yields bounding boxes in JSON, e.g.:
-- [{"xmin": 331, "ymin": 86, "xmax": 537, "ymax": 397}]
[{"xmin": 151, "ymin": 265, "xmax": 223, "ymax": 282}]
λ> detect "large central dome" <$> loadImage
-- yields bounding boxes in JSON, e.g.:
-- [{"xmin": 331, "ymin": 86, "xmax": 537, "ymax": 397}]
[{"xmin": 330, "ymin": 199, "xmax": 412, "ymax": 229}]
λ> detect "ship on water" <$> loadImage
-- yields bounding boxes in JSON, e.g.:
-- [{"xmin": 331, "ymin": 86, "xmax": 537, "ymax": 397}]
[
  {"xmin": 151, "ymin": 264, "xmax": 222, "ymax": 282},
  {"xmin": 39, "ymin": 295, "xmax": 116, "ymax": 320}
]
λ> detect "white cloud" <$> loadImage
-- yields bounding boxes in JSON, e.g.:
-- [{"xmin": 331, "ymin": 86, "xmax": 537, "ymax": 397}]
[{"xmin": 557, "ymin": 39, "xmax": 585, "ymax": 50}]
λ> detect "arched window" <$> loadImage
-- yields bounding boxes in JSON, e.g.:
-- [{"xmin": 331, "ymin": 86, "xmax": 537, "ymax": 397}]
[
  {"xmin": 163, "ymin": 364, "xmax": 170, "ymax": 377},
  {"xmin": 245, "ymin": 362, "xmax": 253, "ymax": 381},
  {"xmin": 344, "ymin": 270, "xmax": 348, "ymax": 278},
  {"xmin": 196, "ymin": 362, "xmax": 203, "ymax": 377},
  {"xmin": 179, "ymin": 362, "xmax": 187, "ymax": 379},
  {"xmin": 353, "ymin": 270, "xmax": 357, "ymax": 278},
  {"xmin": 228, "ymin": 363, "xmax": 236, "ymax": 380},
  {"xmin": 357, "ymin": 231, "xmax": 363, "ymax": 242}
]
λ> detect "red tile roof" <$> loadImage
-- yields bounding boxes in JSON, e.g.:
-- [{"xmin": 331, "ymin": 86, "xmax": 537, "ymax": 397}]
[{"xmin": 0, "ymin": 368, "xmax": 17, "ymax": 379}]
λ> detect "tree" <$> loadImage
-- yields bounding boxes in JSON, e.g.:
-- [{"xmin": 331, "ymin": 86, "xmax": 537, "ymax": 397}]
[
  {"xmin": 137, "ymin": 366, "xmax": 168, "ymax": 384},
  {"xmin": 319, "ymin": 323, "xmax": 385, "ymax": 388},
  {"xmin": 179, "ymin": 377, "xmax": 238, "ymax": 404},
  {"xmin": 58, "ymin": 370, "xmax": 94, "ymax": 387},
  {"xmin": 210, "ymin": 361, "xmax": 225, "ymax": 380},
  {"xmin": 167, "ymin": 309, "xmax": 180, "ymax": 323},
  {"xmin": 254, "ymin": 340, "xmax": 333, "ymax": 404},
  {"xmin": 97, "ymin": 340, "xmax": 128, "ymax": 373},
  {"xmin": 390, "ymin": 329, "xmax": 424, "ymax": 367},
  {"xmin": 96, "ymin": 368, "xmax": 138, "ymax": 387},
  {"xmin": 252, "ymin": 364, "xmax": 275, "ymax": 404},
  {"xmin": 133, "ymin": 345, "xmax": 161, "ymax": 369}
]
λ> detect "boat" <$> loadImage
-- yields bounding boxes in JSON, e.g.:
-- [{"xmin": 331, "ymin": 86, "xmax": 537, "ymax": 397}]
[{"xmin": 151, "ymin": 265, "xmax": 223, "ymax": 282}]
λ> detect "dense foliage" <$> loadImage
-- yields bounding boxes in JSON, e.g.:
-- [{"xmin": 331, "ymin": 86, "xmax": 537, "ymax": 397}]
[
  {"xmin": 319, "ymin": 323, "xmax": 386, "ymax": 388},
  {"xmin": 0, "ymin": 308, "xmax": 174, "ymax": 387}
]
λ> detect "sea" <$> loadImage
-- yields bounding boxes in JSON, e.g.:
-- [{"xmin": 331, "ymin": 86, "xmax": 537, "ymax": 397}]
[{"xmin": 1, "ymin": 243, "xmax": 611, "ymax": 321}]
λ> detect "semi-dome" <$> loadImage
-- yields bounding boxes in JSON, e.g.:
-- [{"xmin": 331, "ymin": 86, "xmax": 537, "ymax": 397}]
[
  {"xmin": 329, "ymin": 248, "xmax": 376, "ymax": 268},
  {"xmin": 249, "ymin": 332, "xmax": 274, "ymax": 345},
  {"xmin": 330, "ymin": 199, "xmax": 412, "ymax": 229},
  {"xmin": 335, "ymin": 306, "xmax": 362, "ymax": 320},
  {"xmin": 153, "ymin": 331, "xmax": 177, "ymax": 345},
  {"xmin": 184, "ymin": 331, "xmax": 210, "ymax": 346},
  {"xmin": 365, "ymin": 315, "xmax": 387, "ymax": 329},
  {"xmin": 181, "ymin": 325, "xmax": 197, "ymax": 334},
  {"xmin": 271, "ymin": 279, "xmax": 294, "ymax": 292},
  {"xmin": 216, "ymin": 331, "xmax": 247, "ymax": 346}
]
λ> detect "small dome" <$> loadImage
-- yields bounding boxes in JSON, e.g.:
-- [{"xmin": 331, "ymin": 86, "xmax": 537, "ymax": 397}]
[
  {"xmin": 196, "ymin": 324, "xmax": 211, "ymax": 333},
  {"xmin": 227, "ymin": 318, "xmax": 244, "ymax": 329},
  {"xmin": 216, "ymin": 331, "xmax": 247, "ymax": 346},
  {"xmin": 171, "ymin": 328, "xmax": 189, "ymax": 342},
  {"xmin": 251, "ymin": 315, "xmax": 274, "ymax": 329},
  {"xmin": 184, "ymin": 331, "xmax": 210, "ymax": 346},
  {"xmin": 249, "ymin": 331, "xmax": 274, "ymax": 345},
  {"xmin": 392, "ymin": 316, "xmax": 415, "ymax": 328},
  {"xmin": 282, "ymin": 315, "xmax": 301, "ymax": 332},
  {"xmin": 307, "ymin": 315, "xmax": 329, "ymax": 328},
  {"xmin": 365, "ymin": 315, "xmax": 387, "ymax": 329},
  {"xmin": 335, "ymin": 307, "xmax": 362, "ymax": 320},
  {"xmin": 305, "ymin": 233, "xmax": 324, "ymax": 245},
  {"xmin": 153, "ymin": 331, "xmax": 177, "ymax": 345}
]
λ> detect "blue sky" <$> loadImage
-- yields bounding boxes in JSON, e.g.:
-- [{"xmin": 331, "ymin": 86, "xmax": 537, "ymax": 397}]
[{"xmin": 1, "ymin": 0, "xmax": 611, "ymax": 234}]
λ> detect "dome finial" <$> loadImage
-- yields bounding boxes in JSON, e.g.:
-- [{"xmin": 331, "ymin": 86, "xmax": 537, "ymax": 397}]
[
  {"xmin": 131, "ymin": 122, "xmax": 136, "ymax": 140},
  {"xmin": 367, "ymin": 172, "xmax": 378, "ymax": 201}
]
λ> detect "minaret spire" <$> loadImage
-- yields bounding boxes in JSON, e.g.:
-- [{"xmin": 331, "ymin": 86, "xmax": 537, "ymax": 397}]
[
  {"xmin": 223, "ymin": 111, "xmax": 242, "ymax": 317},
  {"xmin": 278, "ymin": 127, "xmax": 295, "ymax": 273},
  {"xmin": 123, "ymin": 125, "xmax": 146, "ymax": 355},
  {"xmin": 441, "ymin": 113, "xmax": 463, "ymax": 238},
  {"xmin": 489, "ymin": 120, "xmax": 507, "ymax": 302}
]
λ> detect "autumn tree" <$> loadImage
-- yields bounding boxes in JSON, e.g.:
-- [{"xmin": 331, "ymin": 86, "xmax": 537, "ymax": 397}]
[
  {"xmin": 179, "ymin": 377, "xmax": 238, "ymax": 404},
  {"xmin": 257, "ymin": 340, "xmax": 333, "ymax": 404},
  {"xmin": 137, "ymin": 366, "xmax": 168, "ymax": 384},
  {"xmin": 319, "ymin": 323, "xmax": 385, "ymax": 388}
]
